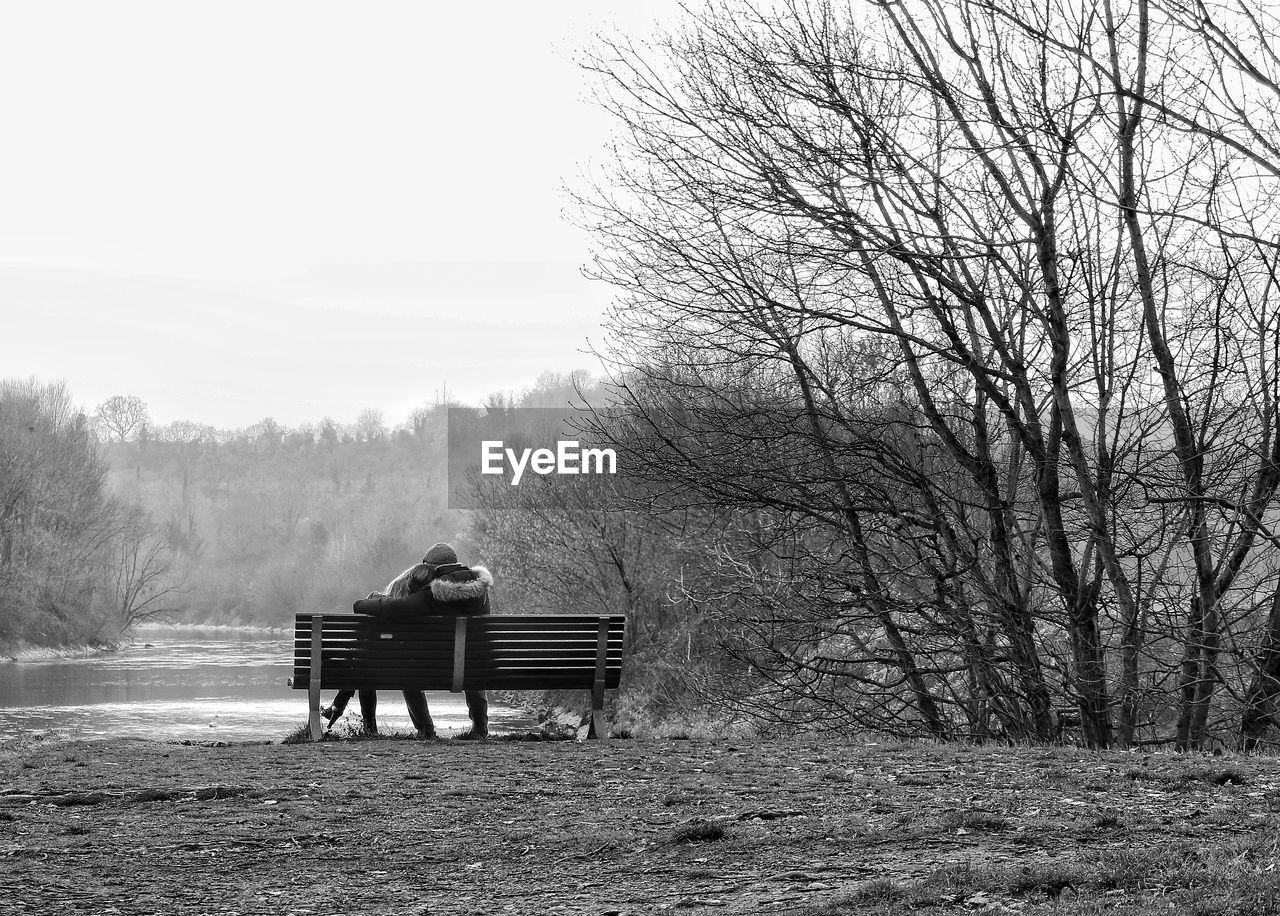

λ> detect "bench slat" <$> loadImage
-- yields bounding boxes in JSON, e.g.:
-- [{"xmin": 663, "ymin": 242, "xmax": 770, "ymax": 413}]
[
  {"xmin": 295, "ymin": 656, "xmax": 626, "ymax": 670},
  {"xmin": 295, "ymin": 614, "xmax": 624, "ymax": 627},
  {"xmin": 295, "ymin": 665, "xmax": 624, "ymax": 680},
  {"xmin": 294, "ymin": 633, "xmax": 626, "ymax": 644},
  {"xmin": 293, "ymin": 643, "xmax": 625, "ymax": 657},
  {"xmin": 295, "ymin": 648, "xmax": 624, "ymax": 661},
  {"xmin": 298, "ymin": 670, "xmax": 623, "ymax": 682},
  {"xmin": 296, "ymin": 670, "xmax": 622, "ymax": 685},
  {"xmin": 296, "ymin": 634, "xmax": 627, "ymax": 639},
  {"xmin": 295, "ymin": 629, "xmax": 624, "ymax": 642},
  {"xmin": 297, "ymin": 660, "xmax": 623, "ymax": 673}
]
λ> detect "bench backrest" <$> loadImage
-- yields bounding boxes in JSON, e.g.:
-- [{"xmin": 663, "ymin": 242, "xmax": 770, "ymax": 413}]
[{"xmin": 292, "ymin": 613, "xmax": 625, "ymax": 692}]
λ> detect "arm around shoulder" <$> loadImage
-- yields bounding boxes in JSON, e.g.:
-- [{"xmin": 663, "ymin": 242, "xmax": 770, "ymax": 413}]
[{"xmin": 352, "ymin": 590, "xmax": 434, "ymax": 617}]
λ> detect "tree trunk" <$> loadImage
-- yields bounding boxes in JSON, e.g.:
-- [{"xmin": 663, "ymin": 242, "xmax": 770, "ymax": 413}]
[
  {"xmin": 1240, "ymin": 583, "xmax": 1280, "ymax": 750},
  {"xmin": 1070, "ymin": 593, "xmax": 1114, "ymax": 749},
  {"xmin": 1175, "ymin": 596, "xmax": 1203, "ymax": 751},
  {"xmin": 1115, "ymin": 625, "xmax": 1141, "ymax": 749},
  {"xmin": 1189, "ymin": 599, "xmax": 1221, "ymax": 747},
  {"xmin": 879, "ymin": 607, "xmax": 950, "ymax": 741},
  {"xmin": 780, "ymin": 332, "xmax": 951, "ymax": 741}
]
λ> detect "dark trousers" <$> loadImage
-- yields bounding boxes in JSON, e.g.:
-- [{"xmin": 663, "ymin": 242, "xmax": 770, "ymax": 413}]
[
  {"xmin": 463, "ymin": 689, "xmax": 488, "ymax": 732},
  {"xmin": 327, "ymin": 688, "xmax": 487, "ymax": 734},
  {"xmin": 357, "ymin": 689, "xmax": 434, "ymax": 735}
]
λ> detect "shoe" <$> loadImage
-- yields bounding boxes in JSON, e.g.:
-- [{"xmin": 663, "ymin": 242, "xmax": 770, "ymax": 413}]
[
  {"xmin": 321, "ymin": 705, "xmax": 341, "ymax": 725},
  {"xmin": 454, "ymin": 728, "xmax": 489, "ymax": 741},
  {"xmin": 416, "ymin": 730, "xmax": 438, "ymax": 741}
]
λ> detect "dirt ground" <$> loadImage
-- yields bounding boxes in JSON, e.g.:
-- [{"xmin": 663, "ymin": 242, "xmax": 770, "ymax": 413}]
[{"xmin": 2, "ymin": 733, "xmax": 1279, "ymax": 915}]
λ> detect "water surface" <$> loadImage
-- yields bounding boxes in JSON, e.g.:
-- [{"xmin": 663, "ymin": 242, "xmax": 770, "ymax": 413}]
[{"xmin": 0, "ymin": 627, "xmax": 531, "ymax": 742}]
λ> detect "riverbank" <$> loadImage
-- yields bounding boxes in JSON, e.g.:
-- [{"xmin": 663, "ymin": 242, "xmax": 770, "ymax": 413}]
[
  {"xmin": 131, "ymin": 622, "xmax": 291, "ymax": 635},
  {"xmin": 0, "ymin": 641, "xmax": 120, "ymax": 664},
  {"xmin": 0, "ymin": 622, "xmax": 291, "ymax": 664},
  {"xmin": 3, "ymin": 736, "xmax": 1279, "ymax": 914}
]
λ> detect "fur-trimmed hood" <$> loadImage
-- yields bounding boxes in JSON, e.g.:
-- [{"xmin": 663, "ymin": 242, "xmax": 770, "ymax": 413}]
[{"xmin": 429, "ymin": 565, "xmax": 493, "ymax": 603}]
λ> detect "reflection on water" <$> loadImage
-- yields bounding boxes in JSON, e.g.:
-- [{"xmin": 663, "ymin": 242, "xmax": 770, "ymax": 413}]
[{"xmin": 0, "ymin": 628, "xmax": 530, "ymax": 742}]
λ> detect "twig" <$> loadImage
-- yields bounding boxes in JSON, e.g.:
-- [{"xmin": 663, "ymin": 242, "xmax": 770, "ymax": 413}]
[{"xmin": 553, "ymin": 842, "xmax": 612, "ymax": 862}]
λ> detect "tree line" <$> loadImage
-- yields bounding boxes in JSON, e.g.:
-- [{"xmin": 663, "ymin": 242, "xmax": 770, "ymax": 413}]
[
  {"xmin": 0, "ymin": 380, "xmax": 177, "ymax": 649},
  {"xmin": 92, "ymin": 394, "xmax": 409, "ymax": 449},
  {"xmin": 1, "ymin": 379, "xmax": 489, "ymax": 647},
  {"xmin": 94, "ymin": 394, "xmax": 480, "ymax": 631}
]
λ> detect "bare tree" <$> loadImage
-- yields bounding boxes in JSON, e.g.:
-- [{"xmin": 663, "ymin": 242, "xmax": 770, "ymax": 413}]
[
  {"xmin": 247, "ymin": 417, "xmax": 285, "ymax": 449},
  {"xmin": 94, "ymin": 395, "xmax": 149, "ymax": 443},
  {"xmin": 355, "ymin": 408, "xmax": 387, "ymax": 442},
  {"xmin": 159, "ymin": 420, "xmax": 215, "ymax": 446},
  {"xmin": 1, "ymin": 379, "xmax": 143, "ymax": 645},
  {"xmin": 109, "ymin": 506, "xmax": 182, "ymax": 631},
  {"xmin": 405, "ymin": 406, "xmax": 426, "ymax": 436},
  {"xmin": 318, "ymin": 416, "xmax": 340, "ymax": 447}
]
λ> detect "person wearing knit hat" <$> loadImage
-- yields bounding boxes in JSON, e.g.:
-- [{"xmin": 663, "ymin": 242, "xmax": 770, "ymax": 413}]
[
  {"xmin": 421, "ymin": 542, "xmax": 458, "ymax": 568},
  {"xmin": 334, "ymin": 541, "xmax": 494, "ymax": 739}
]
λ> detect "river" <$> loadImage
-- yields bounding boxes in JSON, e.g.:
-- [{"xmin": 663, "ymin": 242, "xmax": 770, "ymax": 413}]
[{"xmin": 0, "ymin": 627, "xmax": 533, "ymax": 743}]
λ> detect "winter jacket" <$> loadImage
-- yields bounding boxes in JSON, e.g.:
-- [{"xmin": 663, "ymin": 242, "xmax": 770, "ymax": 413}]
[{"xmin": 352, "ymin": 564, "xmax": 492, "ymax": 618}]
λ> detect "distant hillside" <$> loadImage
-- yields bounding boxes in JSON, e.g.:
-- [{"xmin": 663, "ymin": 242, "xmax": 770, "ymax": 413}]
[
  {"xmin": 103, "ymin": 411, "xmax": 464, "ymax": 627},
  {"xmin": 100, "ymin": 371, "xmax": 604, "ymax": 629}
]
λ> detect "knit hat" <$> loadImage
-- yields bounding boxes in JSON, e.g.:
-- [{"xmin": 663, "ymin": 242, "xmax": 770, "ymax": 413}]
[{"xmin": 422, "ymin": 542, "xmax": 459, "ymax": 567}]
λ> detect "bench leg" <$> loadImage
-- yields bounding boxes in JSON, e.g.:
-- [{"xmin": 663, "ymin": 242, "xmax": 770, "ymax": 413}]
[
  {"xmin": 589, "ymin": 616, "xmax": 609, "ymax": 740},
  {"xmin": 309, "ymin": 688, "xmax": 322, "ymax": 741},
  {"xmin": 588, "ymin": 684, "xmax": 607, "ymax": 741},
  {"xmin": 308, "ymin": 616, "xmax": 323, "ymax": 741}
]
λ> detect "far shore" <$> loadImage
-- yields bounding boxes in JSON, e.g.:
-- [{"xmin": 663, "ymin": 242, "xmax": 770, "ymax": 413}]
[
  {"xmin": 0, "ymin": 621, "xmax": 298, "ymax": 663},
  {"xmin": 130, "ymin": 621, "xmax": 291, "ymax": 635},
  {"xmin": 0, "ymin": 642, "xmax": 120, "ymax": 664}
]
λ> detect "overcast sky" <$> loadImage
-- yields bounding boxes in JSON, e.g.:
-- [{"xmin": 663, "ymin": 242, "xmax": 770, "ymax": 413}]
[{"xmin": 0, "ymin": 1, "xmax": 678, "ymax": 429}]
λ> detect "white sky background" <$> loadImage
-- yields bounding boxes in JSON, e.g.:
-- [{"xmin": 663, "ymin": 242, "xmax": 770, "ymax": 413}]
[{"xmin": 0, "ymin": 1, "xmax": 679, "ymax": 429}]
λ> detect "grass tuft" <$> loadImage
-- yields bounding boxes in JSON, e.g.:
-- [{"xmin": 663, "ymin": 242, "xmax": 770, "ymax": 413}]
[
  {"xmin": 894, "ymin": 774, "xmax": 934, "ymax": 787},
  {"xmin": 942, "ymin": 809, "xmax": 1008, "ymax": 831},
  {"xmin": 834, "ymin": 878, "xmax": 908, "ymax": 904},
  {"xmin": 282, "ymin": 722, "xmax": 435, "ymax": 744},
  {"xmin": 280, "ymin": 723, "xmax": 321, "ymax": 745},
  {"xmin": 1092, "ymin": 810, "xmax": 1126, "ymax": 830},
  {"xmin": 670, "ymin": 818, "xmax": 725, "ymax": 844},
  {"xmin": 490, "ymin": 730, "xmax": 574, "ymax": 742},
  {"xmin": 1006, "ymin": 863, "xmax": 1077, "ymax": 898},
  {"xmin": 1203, "ymin": 767, "xmax": 1250, "ymax": 786}
]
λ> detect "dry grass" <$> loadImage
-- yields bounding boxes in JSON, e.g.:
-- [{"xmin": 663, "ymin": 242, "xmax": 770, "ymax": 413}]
[{"xmin": 5, "ymin": 736, "xmax": 1280, "ymax": 914}]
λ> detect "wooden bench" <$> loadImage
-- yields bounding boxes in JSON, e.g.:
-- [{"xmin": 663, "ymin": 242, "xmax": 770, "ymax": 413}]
[{"xmin": 289, "ymin": 613, "xmax": 626, "ymax": 740}]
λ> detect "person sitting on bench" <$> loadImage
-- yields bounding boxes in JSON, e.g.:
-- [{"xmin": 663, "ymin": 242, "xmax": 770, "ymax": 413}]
[
  {"xmin": 319, "ymin": 560, "xmax": 436, "ymax": 737},
  {"xmin": 322, "ymin": 542, "xmax": 493, "ymax": 739}
]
